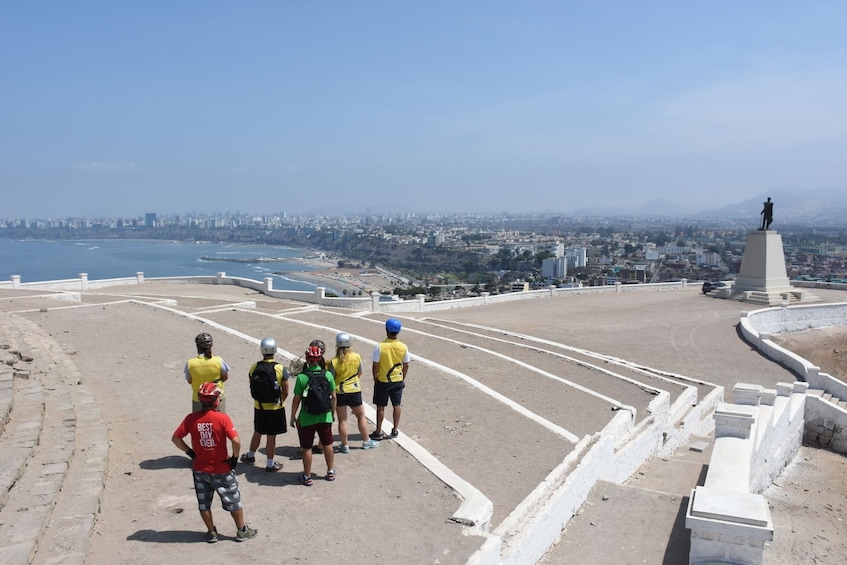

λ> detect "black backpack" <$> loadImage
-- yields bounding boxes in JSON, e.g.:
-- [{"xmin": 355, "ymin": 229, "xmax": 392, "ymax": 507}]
[
  {"xmin": 302, "ymin": 366, "xmax": 332, "ymax": 415},
  {"xmin": 249, "ymin": 361, "xmax": 281, "ymax": 405}
]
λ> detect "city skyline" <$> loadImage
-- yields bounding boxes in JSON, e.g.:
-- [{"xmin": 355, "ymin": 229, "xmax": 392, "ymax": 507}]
[{"xmin": 2, "ymin": 2, "xmax": 846, "ymax": 218}]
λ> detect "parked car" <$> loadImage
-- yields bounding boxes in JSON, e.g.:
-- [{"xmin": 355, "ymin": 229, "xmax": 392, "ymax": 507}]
[{"xmin": 702, "ymin": 281, "xmax": 730, "ymax": 294}]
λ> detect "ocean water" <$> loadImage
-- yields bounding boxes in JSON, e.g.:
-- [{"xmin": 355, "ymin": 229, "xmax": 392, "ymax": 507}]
[{"xmin": 0, "ymin": 239, "xmax": 326, "ymax": 292}]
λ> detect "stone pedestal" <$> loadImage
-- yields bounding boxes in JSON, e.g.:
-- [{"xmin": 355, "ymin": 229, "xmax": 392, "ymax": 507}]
[
  {"xmin": 730, "ymin": 230, "xmax": 818, "ymax": 305},
  {"xmin": 734, "ymin": 231, "xmax": 792, "ymax": 292}
]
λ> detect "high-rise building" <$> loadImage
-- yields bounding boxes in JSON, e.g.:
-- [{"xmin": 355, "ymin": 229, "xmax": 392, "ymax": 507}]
[
  {"xmin": 550, "ymin": 242, "xmax": 565, "ymax": 258},
  {"xmin": 542, "ymin": 256, "xmax": 568, "ymax": 281},
  {"xmin": 566, "ymin": 247, "xmax": 587, "ymax": 269}
]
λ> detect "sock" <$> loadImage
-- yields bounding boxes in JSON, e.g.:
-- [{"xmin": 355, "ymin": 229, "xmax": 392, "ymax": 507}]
[
  {"xmin": 248, "ymin": 451, "xmax": 255, "ymax": 458},
  {"xmin": 266, "ymin": 458, "xmax": 274, "ymax": 468}
]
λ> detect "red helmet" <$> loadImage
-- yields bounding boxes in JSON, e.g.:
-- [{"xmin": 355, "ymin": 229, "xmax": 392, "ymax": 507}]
[
  {"xmin": 305, "ymin": 345, "xmax": 323, "ymax": 363},
  {"xmin": 198, "ymin": 381, "xmax": 222, "ymax": 408}
]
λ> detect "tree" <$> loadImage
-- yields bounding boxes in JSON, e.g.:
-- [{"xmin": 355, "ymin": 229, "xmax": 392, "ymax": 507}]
[{"xmin": 535, "ymin": 250, "xmax": 554, "ymax": 262}]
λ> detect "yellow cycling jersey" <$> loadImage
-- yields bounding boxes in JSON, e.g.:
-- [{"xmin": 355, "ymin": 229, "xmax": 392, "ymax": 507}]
[
  {"xmin": 375, "ymin": 339, "xmax": 408, "ymax": 383},
  {"xmin": 330, "ymin": 352, "xmax": 362, "ymax": 394},
  {"xmin": 187, "ymin": 355, "xmax": 226, "ymax": 401}
]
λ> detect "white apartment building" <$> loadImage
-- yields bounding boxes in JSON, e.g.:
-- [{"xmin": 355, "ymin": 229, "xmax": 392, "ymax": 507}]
[
  {"xmin": 566, "ymin": 247, "xmax": 587, "ymax": 269},
  {"xmin": 542, "ymin": 256, "xmax": 568, "ymax": 281},
  {"xmin": 645, "ymin": 245, "xmax": 659, "ymax": 261},
  {"xmin": 695, "ymin": 251, "xmax": 722, "ymax": 266},
  {"xmin": 549, "ymin": 241, "xmax": 565, "ymax": 258}
]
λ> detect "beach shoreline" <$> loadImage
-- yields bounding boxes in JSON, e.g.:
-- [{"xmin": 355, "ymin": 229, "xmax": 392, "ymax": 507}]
[{"xmin": 286, "ymin": 253, "xmax": 400, "ymax": 296}]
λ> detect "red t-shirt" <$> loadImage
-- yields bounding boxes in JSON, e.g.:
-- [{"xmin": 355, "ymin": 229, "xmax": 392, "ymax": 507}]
[{"xmin": 173, "ymin": 409, "xmax": 238, "ymax": 475}]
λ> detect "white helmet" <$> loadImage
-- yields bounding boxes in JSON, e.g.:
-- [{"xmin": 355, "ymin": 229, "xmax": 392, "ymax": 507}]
[
  {"xmin": 335, "ymin": 332, "xmax": 352, "ymax": 348},
  {"xmin": 260, "ymin": 337, "xmax": 277, "ymax": 355}
]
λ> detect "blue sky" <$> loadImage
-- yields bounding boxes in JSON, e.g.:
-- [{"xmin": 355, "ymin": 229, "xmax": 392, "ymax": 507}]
[{"xmin": 2, "ymin": 1, "xmax": 846, "ymax": 218}]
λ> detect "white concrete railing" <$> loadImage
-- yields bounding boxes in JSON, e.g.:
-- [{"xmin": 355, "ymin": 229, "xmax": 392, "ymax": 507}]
[
  {"xmin": 469, "ymin": 380, "xmax": 721, "ymax": 565},
  {"xmin": 686, "ymin": 382, "xmax": 807, "ymax": 565},
  {"xmin": 739, "ymin": 302, "xmax": 847, "ymax": 453},
  {"xmin": 792, "ymin": 280, "xmax": 847, "ymax": 291},
  {"xmin": 2, "ymin": 272, "xmax": 695, "ymax": 313}
]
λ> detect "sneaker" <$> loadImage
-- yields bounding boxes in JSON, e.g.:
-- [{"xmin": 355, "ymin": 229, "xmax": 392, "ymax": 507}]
[
  {"xmin": 333, "ymin": 444, "xmax": 350, "ymax": 454},
  {"xmin": 369, "ymin": 431, "xmax": 386, "ymax": 441},
  {"xmin": 362, "ymin": 439, "xmax": 380, "ymax": 450},
  {"xmin": 206, "ymin": 527, "xmax": 218, "ymax": 543},
  {"xmin": 239, "ymin": 453, "xmax": 255, "ymax": 464},
  {"xmin": 390, "ymin": 429, "xmax": 399, "ymax": 439},
  {"xmin": 264, "ymin": 462, "xmax": 283, "ymax": 473},
  {"xmin": 236, "ymin": 525, "xmax": 257, "ymax": 541}
]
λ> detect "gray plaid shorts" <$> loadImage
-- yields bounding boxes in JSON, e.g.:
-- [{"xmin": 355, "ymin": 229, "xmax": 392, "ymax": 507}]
[{"xmin": 192, "ymin": 470, "xmax": 242, "ymax": 512}]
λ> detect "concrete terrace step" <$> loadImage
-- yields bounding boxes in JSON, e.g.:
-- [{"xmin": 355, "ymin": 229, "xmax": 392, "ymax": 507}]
[
  {"xmin": 0, "ymin": 366, "xmax": 45, "ymax": 514},
  {"xmin": 0, "ymin": 316, "xmax": 50, "ymax": 564},
  {"xmin": 405, "ymin": 317, "xmax": 675, "ymax": 416},
  {"xmin": 0, "ymin": 370, "xmax": 11, "ymax": 436},
  {"xmin": 425, "ymin": 316, "xmax": 713, "ymax": 403},
  {"xmin": 262, "ymin": 309, "xmax": 622, "ymax": 435},
  {"xmin": 0, "ymin": 339, "xmax": 37, "ymax": 437},
  {"xmin": 0, "ymin": 313, "xmax": 107, "ymax": 565}
]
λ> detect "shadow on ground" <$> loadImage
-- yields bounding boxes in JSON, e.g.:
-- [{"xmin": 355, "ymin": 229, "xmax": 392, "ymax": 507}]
[
  {"xmin": 127, "ymin": 529, "xmax": 203, "ymax": 544},
  {"xmin": 139, "ymin": 455, "xmax": 192, "ymax": 470}
]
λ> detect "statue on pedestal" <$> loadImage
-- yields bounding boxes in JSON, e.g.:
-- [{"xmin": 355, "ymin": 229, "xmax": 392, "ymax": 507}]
[{"xmin": 759, "ymin": 197, "xmax": 773, "ymax": 230}]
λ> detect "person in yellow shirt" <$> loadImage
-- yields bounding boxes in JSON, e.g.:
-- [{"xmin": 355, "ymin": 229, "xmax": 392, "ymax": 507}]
[
  {"xmin": 329, "ymin": 332, "xmax": 379, "ymax": 453},
  {"xmin": 370, "ymin": 318, "xmax": 410, "ymax": 441},
  {"xmin": 185, "ymin": 332, "xmax": 231, "ymax": 413}
]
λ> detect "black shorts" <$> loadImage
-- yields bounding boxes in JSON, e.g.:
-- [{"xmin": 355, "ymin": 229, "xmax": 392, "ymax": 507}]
[
  {"xmin": 297, "ymin": 422, "xmax": 333, "ymax": 449},
  {"xmin": 336, "ymin": 391, "xmax": 363, "ymax": 408},
  {"xmin": 253, "ymin": 407, "xmax": 287, "ymax": 435},
  {"xmin": 373, "ymin": 381, "xmax": 404, "ymax": 407}
]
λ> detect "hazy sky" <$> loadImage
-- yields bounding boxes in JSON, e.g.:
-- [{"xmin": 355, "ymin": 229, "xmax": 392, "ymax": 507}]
[{"xmin": 2, "ymin": 2, "xmax": 846, "ymax": 218}]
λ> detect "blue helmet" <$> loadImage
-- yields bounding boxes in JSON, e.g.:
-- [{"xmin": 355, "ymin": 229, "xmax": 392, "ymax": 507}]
[{"xmin": 386, "ymin": 318, "xmax": 402, "ymax": 333}]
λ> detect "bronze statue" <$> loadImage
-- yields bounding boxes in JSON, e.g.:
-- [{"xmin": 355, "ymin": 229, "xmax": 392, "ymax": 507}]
[{"xmin": 760, "ymin": 197, "xmax": 773, "ymax": 230}]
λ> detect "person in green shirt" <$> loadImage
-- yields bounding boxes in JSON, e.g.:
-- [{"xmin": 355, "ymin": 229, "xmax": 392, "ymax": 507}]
[{"xmin": 290, "ymin": 345, "xmax": 337, "ymax": 486}]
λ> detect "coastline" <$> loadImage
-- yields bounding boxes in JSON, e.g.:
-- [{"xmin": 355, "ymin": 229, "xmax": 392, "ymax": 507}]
[
  {"xmin": 0, "ymin": 238, "xmax": 402, "ymax": 296},
  {"xmin": 286, "ymin": 254, "xmax": 399, "ymax": 296}
]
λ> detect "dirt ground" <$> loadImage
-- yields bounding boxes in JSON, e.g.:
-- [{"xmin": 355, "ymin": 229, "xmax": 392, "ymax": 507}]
[
  {"xmin": 765, "ymin": 328, "xmax": 847, "ymax": 565},
  {"xmin": 771, "ymin": 327, "xmax": 847, "ymax": 380}
]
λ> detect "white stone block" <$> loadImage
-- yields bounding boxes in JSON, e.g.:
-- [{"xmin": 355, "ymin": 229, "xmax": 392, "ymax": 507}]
[{"xmin": 689, "ymin": 487, "xmax": 771, "ymax": 528}]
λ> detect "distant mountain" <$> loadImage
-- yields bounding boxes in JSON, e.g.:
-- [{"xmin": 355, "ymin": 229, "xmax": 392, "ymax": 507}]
[
  {"xmin": 572, "ymin": 199, "xmax": 698, "ymax": 217},
  {"xmin": 571, "ymin": 187, "xmax": 847, "ymax": 225},
  {"xmin": 694, "ymin": 186, "xmax": 847, "ymax": 224}
]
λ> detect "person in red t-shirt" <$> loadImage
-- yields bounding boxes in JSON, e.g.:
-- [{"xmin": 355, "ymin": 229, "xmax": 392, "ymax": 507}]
[{"xmin": 172, "ymin": 381, "xmax": 257, "ymax": 543}]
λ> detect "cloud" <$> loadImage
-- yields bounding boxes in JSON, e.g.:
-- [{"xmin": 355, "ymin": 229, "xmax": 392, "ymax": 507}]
[{"xmin": 73, "ymin": 161, "xmax": 138, "ymax": 173}]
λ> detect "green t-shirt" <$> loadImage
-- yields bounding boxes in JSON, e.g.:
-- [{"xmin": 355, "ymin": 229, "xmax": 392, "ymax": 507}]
[{"xmin": 293, "ymin": 367, "xmax": 335, "ymax": 426}]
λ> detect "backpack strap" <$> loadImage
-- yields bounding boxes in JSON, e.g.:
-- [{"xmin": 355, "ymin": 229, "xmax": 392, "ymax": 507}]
[
  {"xmin": 386, "ymin": 362, "xmax": 403, "ymax": 383},
  {"xmin": 332, "ymin": 359, "xmax": 358, "ymax": 392}
]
